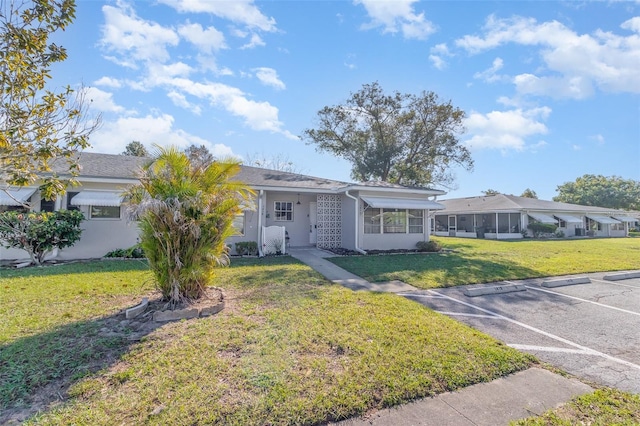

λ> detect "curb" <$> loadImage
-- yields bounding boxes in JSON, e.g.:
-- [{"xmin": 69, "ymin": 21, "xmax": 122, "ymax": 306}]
[
  {"xmin": 464, "ymin": 283, "xmax": 526, "ymax": 297},
  {"xmin": 125, "ymin": 297, "xmax": 149, "ymax": 319},
  {"xmin": 603, "ymin": 271, "xmax": 640, "ymax": 281},
  {"xmin": 541, "ymin": 277, "xmax": 590, "ymax": 288}
]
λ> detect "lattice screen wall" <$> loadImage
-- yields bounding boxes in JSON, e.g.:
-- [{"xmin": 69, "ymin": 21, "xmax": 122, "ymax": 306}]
[{"xmin": 316, "ymin": 194, "xmax": 342, "ymax": 249}]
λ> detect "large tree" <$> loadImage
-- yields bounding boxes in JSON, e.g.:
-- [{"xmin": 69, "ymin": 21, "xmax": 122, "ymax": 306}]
[
  {"xmin": 184, "ymin": 144, "xmax": 214, "ymax": 170},
  {"xmin": 122, "ymin": 140, "xmax": 148, "ymax": 157},
  {"xmin": 0, "ymin": 0, "xmax": 100, "ymax": 200},
  {"xmin": 554, "ymin": 174, "xmax": 640, "ymax": 210},
  {"xmin": 127, "ymin": 146, "xmax": 253, "ymax": 307},
  {"xmin": 244, "ymin": 152, "xmax": 304, "ymax": 174},
  {"xmin": 302, "ymin": 82, "xmax": 472, "ymax": 187}
]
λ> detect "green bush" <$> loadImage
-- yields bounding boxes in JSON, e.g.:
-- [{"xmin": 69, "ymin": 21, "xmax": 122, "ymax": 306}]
[
  {"xmin": 527, "ymin": 222, "xmax": 558, "ymax": 238},
  {"xmin": 0, "ymin": 210, "xmax": 84, "ymax": 265},
  {"xmin": 235, "ymin": 241, "xmax": 258, "ymax": 256},
  {"xmin": 104, "ymin": 244, "xmax": 145, "ymax": 259},
  {"xmin": 416, "ymin": 240, "xmax": 442, "ymax": 252}
]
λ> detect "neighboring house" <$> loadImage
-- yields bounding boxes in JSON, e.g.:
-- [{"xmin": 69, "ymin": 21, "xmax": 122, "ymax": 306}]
[
  {"xmin": 1, "ymin": 152, "xmax": 445, "ymax": 261},
  {"xmin": 433, "ymin": 194, "xmax": 639, "ymax": 239}
]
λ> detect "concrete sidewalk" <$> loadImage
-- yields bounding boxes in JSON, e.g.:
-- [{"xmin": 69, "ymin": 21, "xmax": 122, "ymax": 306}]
[
  {"xmin": 288, "ymin": 247, "xmax": 594, "ymax": 425},
  {"xmin": 288, "ymin": 247, "xmax": 419, "ymax": 293},
  {"xmin": 332, "ymin": 367, "xmax": 592, "ymax": 426}
]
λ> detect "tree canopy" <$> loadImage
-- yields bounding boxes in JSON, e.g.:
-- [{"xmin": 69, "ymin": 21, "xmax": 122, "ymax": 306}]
[
  {"xmin": 482, "ymin": 189, "xmax": 500, "ymax": 196},
  {"xmin": 0, "ymin": 0, "xmax": 100, "ymax": 200},
  {"xmin": 302, "ymin": 82, "xmax": 472, "ymax": 188},
  {"xmin": 184, "ymin": 144, "xmax": 214, "ymax": 170},
  {"xmin": 520, "ymin": 188, "xmax": 538, "ymax": 199},
  {"xmin": 244, "ymin": 152, "xmax": 303, "ymax": 174},
  {"xmin": 122, "ymin": 141, "xmax": 148, "ymax": 157},
  {"xmin": 554, "ymin": 174, "xmax": 640, "ymax": 210}
]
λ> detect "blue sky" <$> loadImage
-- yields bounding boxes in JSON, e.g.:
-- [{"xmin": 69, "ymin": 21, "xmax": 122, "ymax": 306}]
[{"xmin": 52, "ymin": 0, "xmax": 639, "ymax": 200}]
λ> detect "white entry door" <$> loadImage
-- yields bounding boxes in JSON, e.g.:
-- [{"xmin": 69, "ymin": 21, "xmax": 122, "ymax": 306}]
[{"xmin": 309, "ymin": 201, "xmax": 317, "ymax": 244}]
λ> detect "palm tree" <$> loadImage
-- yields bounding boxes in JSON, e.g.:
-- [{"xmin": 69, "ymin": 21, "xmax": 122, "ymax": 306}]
[{"xmin": 128, "ymin": 145, "xmax": 252, "ymax": 307}]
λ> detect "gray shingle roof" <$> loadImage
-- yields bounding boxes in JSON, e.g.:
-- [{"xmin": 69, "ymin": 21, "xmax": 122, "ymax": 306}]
[
  {"xmin": 50, "ymin": 152, "xmax": 446, "ymax": 194},
  {"xmin": 439, "ymin": 193, "xmax": 627, "ymax": 214},
  {"xmin": 234, "ymin": 165, "xmax": 349, "ymax": 191},
  {"xmin": 51, "ymin": 152, "xmax": 147, "ymax": 180}
]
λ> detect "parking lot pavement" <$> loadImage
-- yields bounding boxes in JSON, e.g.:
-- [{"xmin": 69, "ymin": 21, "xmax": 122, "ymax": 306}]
[{"xmin": 400, "ymin": 271, "xmax": 640, "ymax": 394}]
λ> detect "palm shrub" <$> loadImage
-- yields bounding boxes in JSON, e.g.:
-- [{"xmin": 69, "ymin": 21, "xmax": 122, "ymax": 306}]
[{"xmin": 127, "ymin": 146, "xmax": 253, "ymax": 307}]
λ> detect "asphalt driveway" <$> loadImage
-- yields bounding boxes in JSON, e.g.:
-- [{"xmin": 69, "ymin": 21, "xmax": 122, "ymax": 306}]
[{"xmin": 400, "ymin": 271, "xmax": 640, "ymax": 393}]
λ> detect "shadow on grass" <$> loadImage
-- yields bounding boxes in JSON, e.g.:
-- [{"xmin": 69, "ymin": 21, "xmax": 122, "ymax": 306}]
[
  {"xmin": 0, "ymin": 308, "xmax": 161, "ymax": 424},
  {"xmin": 330, "ymin": 251, "xmax": 543, "ymax": 288},
  {"xmin": 0, "ymin": 259, "xmax": 149, "ymax": 279}
]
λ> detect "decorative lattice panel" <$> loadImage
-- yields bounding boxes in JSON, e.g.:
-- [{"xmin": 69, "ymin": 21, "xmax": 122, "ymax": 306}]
[{"xmin": 316, "ymin": 194, "xmax": 342, "ymax": 249}]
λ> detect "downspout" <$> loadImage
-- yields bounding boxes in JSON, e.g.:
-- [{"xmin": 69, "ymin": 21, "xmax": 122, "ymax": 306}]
[
  {"xmin": 257, "ymin": 190, "xmax": 264, "ymax": 257},
  {"xmin": 344, "ymin": 190, "xmax": 367, "ymax": 255}
]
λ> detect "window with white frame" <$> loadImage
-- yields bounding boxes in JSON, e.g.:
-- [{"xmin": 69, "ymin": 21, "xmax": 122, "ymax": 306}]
[
  {"xmin": 364, "ymin": 207, "xmax": 381, "ymax": 234},
  {"xmin": 408, "ymin": 209, "xmax": 424, "ymax": 233},
  {"xmin": 90, "ymin": 206, "xmax": 121, "ymax": 219},
  {"xmin": 382, "ymin": 209, "xmax": 406, "ymax": 233},
  {"xmin": 232, "ymin": 213, "xmax": 245, "ymax": 235},
  {"xmin": 364, "ymin": 203, "xmax": 424, "ymax": 234},
  {"xmin": 274, "ymin": 201, "xmax": 293, "ymax": 221}
]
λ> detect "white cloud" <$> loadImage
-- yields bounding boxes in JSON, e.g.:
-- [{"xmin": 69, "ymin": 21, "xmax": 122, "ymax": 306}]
[
  {"xmin": 464, "ymin": 107, "xmax": 551, "ymax": 151},
  {"xmin": 473, "ymin": 57, "xmax": 505, "ymax": 83},
  {"xmin": 590, "ymin": 134, "xmax": 606, "ymax": 145},
  {"xmin": 89, "ymin": 114, "xmax": 236, "ymax": 157},
  {"xmin": 178, "ymin": 22, "xmax": 226, "ymax": 53},
  {"xmin": 240, "ymin": 33, "xmax": 266, "ymax": 49},
  {"xmin": 84, "ymin": 87, "xmax": 127, "ymax": 114},
  {"xmin": 169, "ymin": 79, "xmax": 296, "ymax": 138},
  {"xmin": 100, "ymin": 3, "xmax": 179, "ymax": 66},
  {"xmin": 253, "ymin": 67, "xmax": 285, "ymax": 90},
  {"xmin": 429, "ymin": 43, "xmax": 452, "ymax": 69},
  {"xmin": 167, "ymin": 91, "xmax": 202, "ymax": 115},
  {"xmin": 456, "ymin": 15, "xmax": 640, "ymax": 98},
  {"xmin": 158, "ymin": 0, "xmax": 277, "ymax": 32},
  {"xmin": 355, "ymin": 0, "xmax": 436, "ymax": 40},
  {"xmin": 93, "ymin": 76, "xmax": 123, "ymax": 88}
]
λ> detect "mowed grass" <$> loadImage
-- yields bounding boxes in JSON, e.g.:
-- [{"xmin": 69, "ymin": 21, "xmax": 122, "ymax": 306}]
[
  {"xmin": 512, "ymin": 388, "xmax": 640, "ymax": 426},
  {"xmin": 1, "ymin": 257, "xmax": 533, "ymax": 425},
  {"xmin": 329, "ymin": 237, "xmax": 640, "ymax": 288}
]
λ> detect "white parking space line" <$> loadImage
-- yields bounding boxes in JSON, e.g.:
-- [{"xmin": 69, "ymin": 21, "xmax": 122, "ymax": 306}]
[
  {"xmin": 435, "ymin": 311, "xmax": 497, "ymax": 319},
  {"xmin": 590, "ymin": 278, "xmax": 640, "ymax": 289},
  {"xmin": 520, "ymin": 285, "xmax": 640, "ymax": 317},
  {"xmin": 424, "ymin": 290, "xmax": 640, "ymax": 372},
  {"xmin": 508, "ymin": 345, "xmax": 594, "ymax": 355}
]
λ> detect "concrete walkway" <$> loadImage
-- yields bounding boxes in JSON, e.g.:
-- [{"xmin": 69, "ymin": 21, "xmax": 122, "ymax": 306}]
[
  {"xmin": 288, "ymin": 247, "xmax": 595, "ymax": 425},
  {"xmin": 288, "ymin": 247, "xmax": 419, "ymax": 293}
]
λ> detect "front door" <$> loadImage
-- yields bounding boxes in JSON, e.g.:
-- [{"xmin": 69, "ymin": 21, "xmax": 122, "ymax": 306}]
[
  {"xmin": 448, "ymin": 215, "xmax": 457, "ymax": 236},
  {"xmin": 309, "ymin": 202, "xmax": 317, "ymax": 244}
]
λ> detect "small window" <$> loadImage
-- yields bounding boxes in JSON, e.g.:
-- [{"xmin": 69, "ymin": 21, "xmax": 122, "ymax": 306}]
[
  {"xmin": 40, "ymin": 198, "xmax": 55, "ymax": 212},
  {"xmin": 364, "ymin": 204, "xmax": 381, "ymax": 234},
  {"xmin": 408, "ymin": 209, "xmax": 423, "ymax": 234},
  {"xmin": 382, "ymin": 209, "xmax": 406, "ymax": 234},
  {"xmin": 274, "ymin": 201, "xmax": 293, "ymax": 221},
  {"xmin": 0, "ymin": 205, "xmax": 28, "ymax": 213},
  {"xmin": 66, "ymin": 192, "xmax": 80, "ymax": 211},
  {"xmin": 232, "ymin": 213, "xmax": 245, "ymax": 236},
  {"xmin": 90, "ymin": 206, "xmax": 121, "ymax": 219}
]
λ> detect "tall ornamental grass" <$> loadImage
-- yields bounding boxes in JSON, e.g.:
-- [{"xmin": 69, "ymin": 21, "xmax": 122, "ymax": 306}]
[{"xmin": 128, "ymin": 146, "xmax": 252, "ymax": 307}]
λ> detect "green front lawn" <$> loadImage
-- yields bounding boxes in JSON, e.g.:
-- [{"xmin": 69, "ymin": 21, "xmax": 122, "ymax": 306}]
[
  {"xmin": 512, "ymin": 388, "xmax": 640, "ymax": 426},
  {"xmin": 330, "ymin": 237, "xmax": 640, "ymax": 288},
  {"xmin": 1, "ymin": 258, "xmax": 532, "ymax": 425}
]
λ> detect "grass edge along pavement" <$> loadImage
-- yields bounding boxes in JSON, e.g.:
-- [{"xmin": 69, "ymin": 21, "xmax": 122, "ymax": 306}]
[
  {"xmin": 328, "ymin": 236, "xmax": 640, "ymax": 289},
  {"xmin": 2, "ymin": 257, "xmax": 533, "ymax": 425}
]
